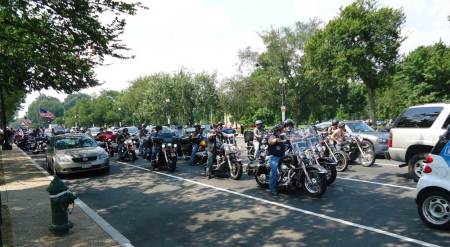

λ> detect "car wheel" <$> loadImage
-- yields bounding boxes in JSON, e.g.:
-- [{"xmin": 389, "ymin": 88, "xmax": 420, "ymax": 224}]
[
  {"xmin": 408, "ymin": 153, "xmax": 427, "ymax": 182},
  {"xmin": 418, "ymin": 189, "xmax": 450, "ymax": 230}
]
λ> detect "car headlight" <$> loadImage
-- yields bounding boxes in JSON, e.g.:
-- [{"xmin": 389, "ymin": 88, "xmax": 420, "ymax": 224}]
[
  {"xmin": 377, "ymin": 138, "xmax": 387, "ymax": 143},
  {"xmin": 99, "ymin": 153, "xmax": 109, "ymax": 160},
  {"xmin": 56, "ymin": 155, "xmax": 72, "ymax": 163}
]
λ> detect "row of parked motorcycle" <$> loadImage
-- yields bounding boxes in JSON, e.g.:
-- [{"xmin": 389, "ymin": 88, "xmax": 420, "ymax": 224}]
[{"xmin": 16, "ymin": 133, "xmax": 48, "ymax": 154}]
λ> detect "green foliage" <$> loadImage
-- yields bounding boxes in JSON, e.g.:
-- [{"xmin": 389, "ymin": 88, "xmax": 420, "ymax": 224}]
[{"xmin": 304, "ymin": 0, "xmax": 405, "ymax": 125}]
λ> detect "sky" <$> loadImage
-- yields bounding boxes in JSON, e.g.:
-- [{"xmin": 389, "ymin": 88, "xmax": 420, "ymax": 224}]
[{"xmin": 18, "ymin": 0, "xmax": 450, "ymax": 117}]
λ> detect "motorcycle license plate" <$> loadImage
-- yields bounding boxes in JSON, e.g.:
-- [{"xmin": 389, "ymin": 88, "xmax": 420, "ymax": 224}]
[{"xmin": 81, "ymin": 164, "xmax": 92, "ymax": 169}]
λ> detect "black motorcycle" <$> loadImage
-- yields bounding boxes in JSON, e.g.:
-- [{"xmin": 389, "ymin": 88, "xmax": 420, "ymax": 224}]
[
  {"xmin": 341, "ymin": 134, "xmax": 375, "ymax": 167},
  {"xmin": 150, "ymin": 131, "xmax": 178, "ymax": 172},
  {"xmin": 305, "ymin": 135, "xmax": 337, "ymax": 185},
  {"xmin": 32, "ymin": 136, "xmax": 47, "ymax": 154},
  {"xmin": 249, "ymin": 137, "xmax": 328, "ymax": 197}
]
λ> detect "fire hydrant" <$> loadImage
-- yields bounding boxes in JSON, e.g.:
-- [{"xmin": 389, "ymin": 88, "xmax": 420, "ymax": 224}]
[{"xmin": 47, "ymin": 176, "xmax": 77, "ymax": 234}]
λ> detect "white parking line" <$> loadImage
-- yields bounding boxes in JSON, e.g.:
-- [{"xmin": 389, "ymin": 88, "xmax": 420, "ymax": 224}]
[
  {"xmin": 16, "ymin": 149, "xmax": 134, "ymax": 247},
  {"xmin": 117, "ymin": 161, "xmax": 439, "ymax": 247},
  {"xmin": 336, "ymin": 177, "xmax": 415, "ymax": 190}
]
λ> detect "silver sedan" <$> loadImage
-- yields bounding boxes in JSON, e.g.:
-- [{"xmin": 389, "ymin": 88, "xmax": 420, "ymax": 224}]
[{"xmin": 46, "ymin": 134, "xmax": 110, "ymax": 175}]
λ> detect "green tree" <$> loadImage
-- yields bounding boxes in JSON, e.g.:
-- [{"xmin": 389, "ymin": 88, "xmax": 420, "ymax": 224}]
[
  {"xmin": 64, "ymin": 93, "xmax": 91, "ymax": 111},
  {"xmin": 304, "ymin": 0, "xmax": 405, "ymax": 126},
  {"xmin": 26, "ymin": 95, "xmax": 63, "ymax": 127},
  {"xmin": 0, "ymin": 0, "xmax": 142, "ymax": 131}
]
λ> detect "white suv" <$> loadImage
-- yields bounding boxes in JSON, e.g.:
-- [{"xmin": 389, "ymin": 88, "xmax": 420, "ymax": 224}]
[{"xmin": 388, "ymin": 103, "xmax": 450, "ymax": 181}]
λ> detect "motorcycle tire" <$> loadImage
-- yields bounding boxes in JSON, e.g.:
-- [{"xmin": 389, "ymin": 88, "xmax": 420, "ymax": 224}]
[
  {"xmin": 229, "ymin": 161, "xmax": 243, "ymax": 180},
  {"xmin": 303, "ymin": 167, "xmax": 327, "ymax": 198},
  {"xmin": 335, "ymin": 151, "xmax": 349, "ymax": 172},
  {"xmin": 321, "ymin": 162, "xmax": 337, "ymax": 185},
  {"xmin": 255, "ymin": 168, "xmax": 269, "ymax": 188},
  {"xmin": 247, "ymin": 147, "xmax": 255, "ymax": 161},
  {"xmin": 358, "ymin": 140, "xmax": 375, "ymax": 167},
  {"xmin": 169, "ymin": 158, "xmax": 177, "ymax": 172}
]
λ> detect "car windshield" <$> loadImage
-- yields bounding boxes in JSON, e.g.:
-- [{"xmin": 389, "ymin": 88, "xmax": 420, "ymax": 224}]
[
  {"xmin": 89, "ymin": 127, "xmax": 100, "ymax": 132},
  {"xmin": 127, "ymin": 127, "xmax": 138, "ymax": 134},
  {"xmin": 346, "ymin": 122, "xmax": 374, "ymax": 132},
  {"xmin": 55, "ymin": 136, "xmax": 97, "ymax": 150}
]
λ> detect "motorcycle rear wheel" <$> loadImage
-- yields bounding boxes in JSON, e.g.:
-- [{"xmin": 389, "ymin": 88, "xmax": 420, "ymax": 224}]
[
  {"xmin": 321, "ymin": 163, "xmax": 337, "ymax": 185},
  {"xmin": 335, "ymin": 151, "xmax": 349, "ymax": 172},
  {"xmin": 303, "ymin": 167, "xmax": 327, "ymax": 198},
  {"xmin": 255, "ymin": 172, "xmax": 269, "ymax": 188}
]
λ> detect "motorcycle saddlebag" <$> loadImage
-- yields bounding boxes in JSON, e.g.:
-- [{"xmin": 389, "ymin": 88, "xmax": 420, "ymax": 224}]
[{"xmin": 244, "ymin": 131, "xmax": 254, "ymax": 143}]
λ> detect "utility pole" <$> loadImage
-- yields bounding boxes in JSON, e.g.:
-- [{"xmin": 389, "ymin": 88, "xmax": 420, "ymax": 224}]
[{"xmin": 279, "ymin": 78, "xmax": 287, "ymax": 121}]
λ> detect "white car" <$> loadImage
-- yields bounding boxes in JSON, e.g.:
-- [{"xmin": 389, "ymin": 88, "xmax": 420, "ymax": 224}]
[
  {"xmin": 416, "ymin": 125, "xmax": 450, "ymax": 230},
  {"xmin": 388, "ymin": 103, "xmax": 450, "ymax": 181}
]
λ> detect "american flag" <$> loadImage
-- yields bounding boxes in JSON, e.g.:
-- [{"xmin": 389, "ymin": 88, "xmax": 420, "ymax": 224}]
[{"xmin": 39, "ymin": 108, "xmax": 55, "ymax": 120}]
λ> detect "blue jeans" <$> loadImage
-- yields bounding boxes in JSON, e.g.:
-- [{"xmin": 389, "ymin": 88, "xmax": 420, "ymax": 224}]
[
  {"xmin": 191, "ymin": 144, "xmax": 199, "ymax": 165},
  {"xmin": 206, "ymin": 151, "xmax": 214, "ymax": 176},
  {"xmin": 151, "ymin": 145, "xmax": 160, "ymax": 163},
  {"xmin": 269, "ymin": 155, "xmax": 282, "ymax": 193},
  {"xmin": 138, "ymin": 139, "xmax": 144, "ymax": 155}
]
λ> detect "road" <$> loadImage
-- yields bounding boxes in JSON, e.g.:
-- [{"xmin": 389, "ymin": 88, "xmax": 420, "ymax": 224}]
[{"xmin": 28, "ymin": 151, "xmax": 450, "ymax": 247}]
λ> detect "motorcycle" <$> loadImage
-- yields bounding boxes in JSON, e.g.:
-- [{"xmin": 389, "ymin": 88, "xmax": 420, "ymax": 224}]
[
  {"xmin": 305, "ymin": 135, "xmax": 337, "ymax": 186},
  {"xmin": 32, "ymin": 136, "xmax": 47, "ymax": 154},
  {"xmin": 120, "ymin": 138, "xmax": 137, "ymax": 161},
  {"xmin": 151, "ymin": 136, "xmax": 177, "ymax": 172},
  {"xmin": 341, "ymin": 134, "xmax": 375, "ymax": 167},
  {"xmin": 248, "ymin": 136, "xmax": 328, "ymax": 197},
  {"xmin": 207, "ymin": 133, "xmax": 243, "ymax": 180}
]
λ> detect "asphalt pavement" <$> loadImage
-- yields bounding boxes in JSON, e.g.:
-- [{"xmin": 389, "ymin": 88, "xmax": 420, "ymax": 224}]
[{"xmin": 27, "ymin": 151, "xmax": 450, "ymax": 247}]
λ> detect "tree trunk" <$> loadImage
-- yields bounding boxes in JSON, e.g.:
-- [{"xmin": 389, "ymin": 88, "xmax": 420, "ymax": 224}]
[
  {"xmin": 0, "ymin": 85, "xmax": 6, "ymax": 131},
  {"xmin": 367, "ymin": 87, "xmax": 377, "ymax": 128}
]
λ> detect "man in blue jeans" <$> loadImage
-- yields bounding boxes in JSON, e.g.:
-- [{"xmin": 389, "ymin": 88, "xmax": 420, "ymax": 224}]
[
  {"xmin": 267, "ymin": 124, "xmax": 287, "ymax": 195},
  {"xmin": 190, "ymin": 125, "xmax": 203, "ymax": 166}
]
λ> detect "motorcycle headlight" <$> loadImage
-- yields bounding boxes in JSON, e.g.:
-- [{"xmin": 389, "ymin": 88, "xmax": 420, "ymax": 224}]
[
  {"xmin": 173, "ymin": 144, "xmax": 177, "ymax": 148},
  {"xmin": 167, "ymin": 143, "xmax": 172, "ymax": 147},
  {"xmin": 56, "ymin": 155, "xmax": 72, "ymax": 164},
  {"xmin": 162, "ymin": 144, "xmax": 166, "ymax": 148}
]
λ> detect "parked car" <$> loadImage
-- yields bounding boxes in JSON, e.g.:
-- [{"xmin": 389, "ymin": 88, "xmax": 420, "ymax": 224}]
[
  {"xmin": 315, "ymin": 121, "xmax": 388, "ymax": 156},
  {"xmin": 388, "ymin": 103, "xmax": 450, "ymax": 181},
  {"xmin": 415, "ymin": 125, "xmax": 450, "ymax": 230},
  {"xmin": 45, "ymin": 134, "xmax": 110, "ymax": 175},
  {"xmin": 87, "ymin": 127, "xmax": 101, "ymax": 137}
]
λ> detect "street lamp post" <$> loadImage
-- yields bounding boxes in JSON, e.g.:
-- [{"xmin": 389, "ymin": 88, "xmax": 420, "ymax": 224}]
[
  {"xmin": 165, "ymin": 98, "xmax": 171, "ymax": 125},
  {"xmin": 118, "ymin": 107, "xmax": 122, "ymax": 127},
  {"xmin": 279, "ymin": 78, "xmax": 287, "ymax": 121}
]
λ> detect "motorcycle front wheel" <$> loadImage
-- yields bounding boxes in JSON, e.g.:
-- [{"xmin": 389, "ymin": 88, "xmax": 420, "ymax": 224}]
[
  {"xmin": 358, "ymin": 140, "xmax": 375, "ymax": 167},
  {"xmin": 229, "ymin": 161, "xmax": 243, "ymax": 180},
  {"xmin": 255, "ymin": 169, "xmax": 269, "ymax": 188},
  {"xmin": 169, "ymin": 158, "xmax": 177, "ymax": 172},
  {"xmin": 303, "ymin": 167, "xmax": 327, "ymax": 198},
  {"xmin": 321, "ymin": 163, "xmax": 337, "ymax": 185},
  {"xmin": 335, "ymin": 151, "xmax": 349, "ymax": 172}
]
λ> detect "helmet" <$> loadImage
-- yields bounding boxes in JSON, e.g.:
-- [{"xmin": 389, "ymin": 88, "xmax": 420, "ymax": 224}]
[
  {"xmin": 332, "ymin": 120, "xmax": 339, "ymax": 126},
  {"xmin": 255, "ymin": 120, "xmax": 263, "ymax": 125},
  {"xmin": 273, "ymin": 123, "xmax": 285, "ymax": 132},
  {"xmin": 338, "ymin": 123, "xmax": 345, "ymax": 128},
  {"xmin": 217, "ymin": 122, "xmax": 224, "ymax": 126},
  {"xmin": 123, "ymin": 128, "xmax": 128, "ymax": 132},
  {"xmin": 284, "ymin": 119, "xmax": 295, "ymax": 127},
  {"xmin": 194, "ymin": 124, "xmax": 201, "ymax": 129}
]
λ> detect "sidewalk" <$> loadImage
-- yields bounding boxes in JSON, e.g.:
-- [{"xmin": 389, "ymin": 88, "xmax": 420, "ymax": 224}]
[{"xmin": 0, "ymin": 147, "xmax": 121, "ymax": 247}]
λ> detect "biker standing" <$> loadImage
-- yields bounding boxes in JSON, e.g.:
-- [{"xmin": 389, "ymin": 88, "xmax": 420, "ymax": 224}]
[
  {"xmin": 150, "ymin": 126, "xmax": 163, "ymax": 169},
  {"xmin": 190, "ymin": 124, "xmax": 203, "ymax": 166},
  {"xmin": 206, "ymin": 124, "xmax": 221, "ymax": 179},
  {"xmin": 253, "ymin": 120, "xmax": 264, "ymax": 160},
  {"xmin": 267, "ymin": 124, "xmax": 288, "ymax": 195},
  {"xmin": 117, "ymin": 128, "xmax": 129, "ymax": 161}
]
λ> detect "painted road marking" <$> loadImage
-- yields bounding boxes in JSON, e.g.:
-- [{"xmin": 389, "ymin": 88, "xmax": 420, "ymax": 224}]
[
  {"xmin": 16, "ymin": 149, "xmax": 134, "ymax": 247},
  {"xmin": 336, "ymin": 177, "xmax": 415, "ymax": 190},
  {"xmin": 117, "ymin": 161, "xmax": 439, "ymax": 247}
]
